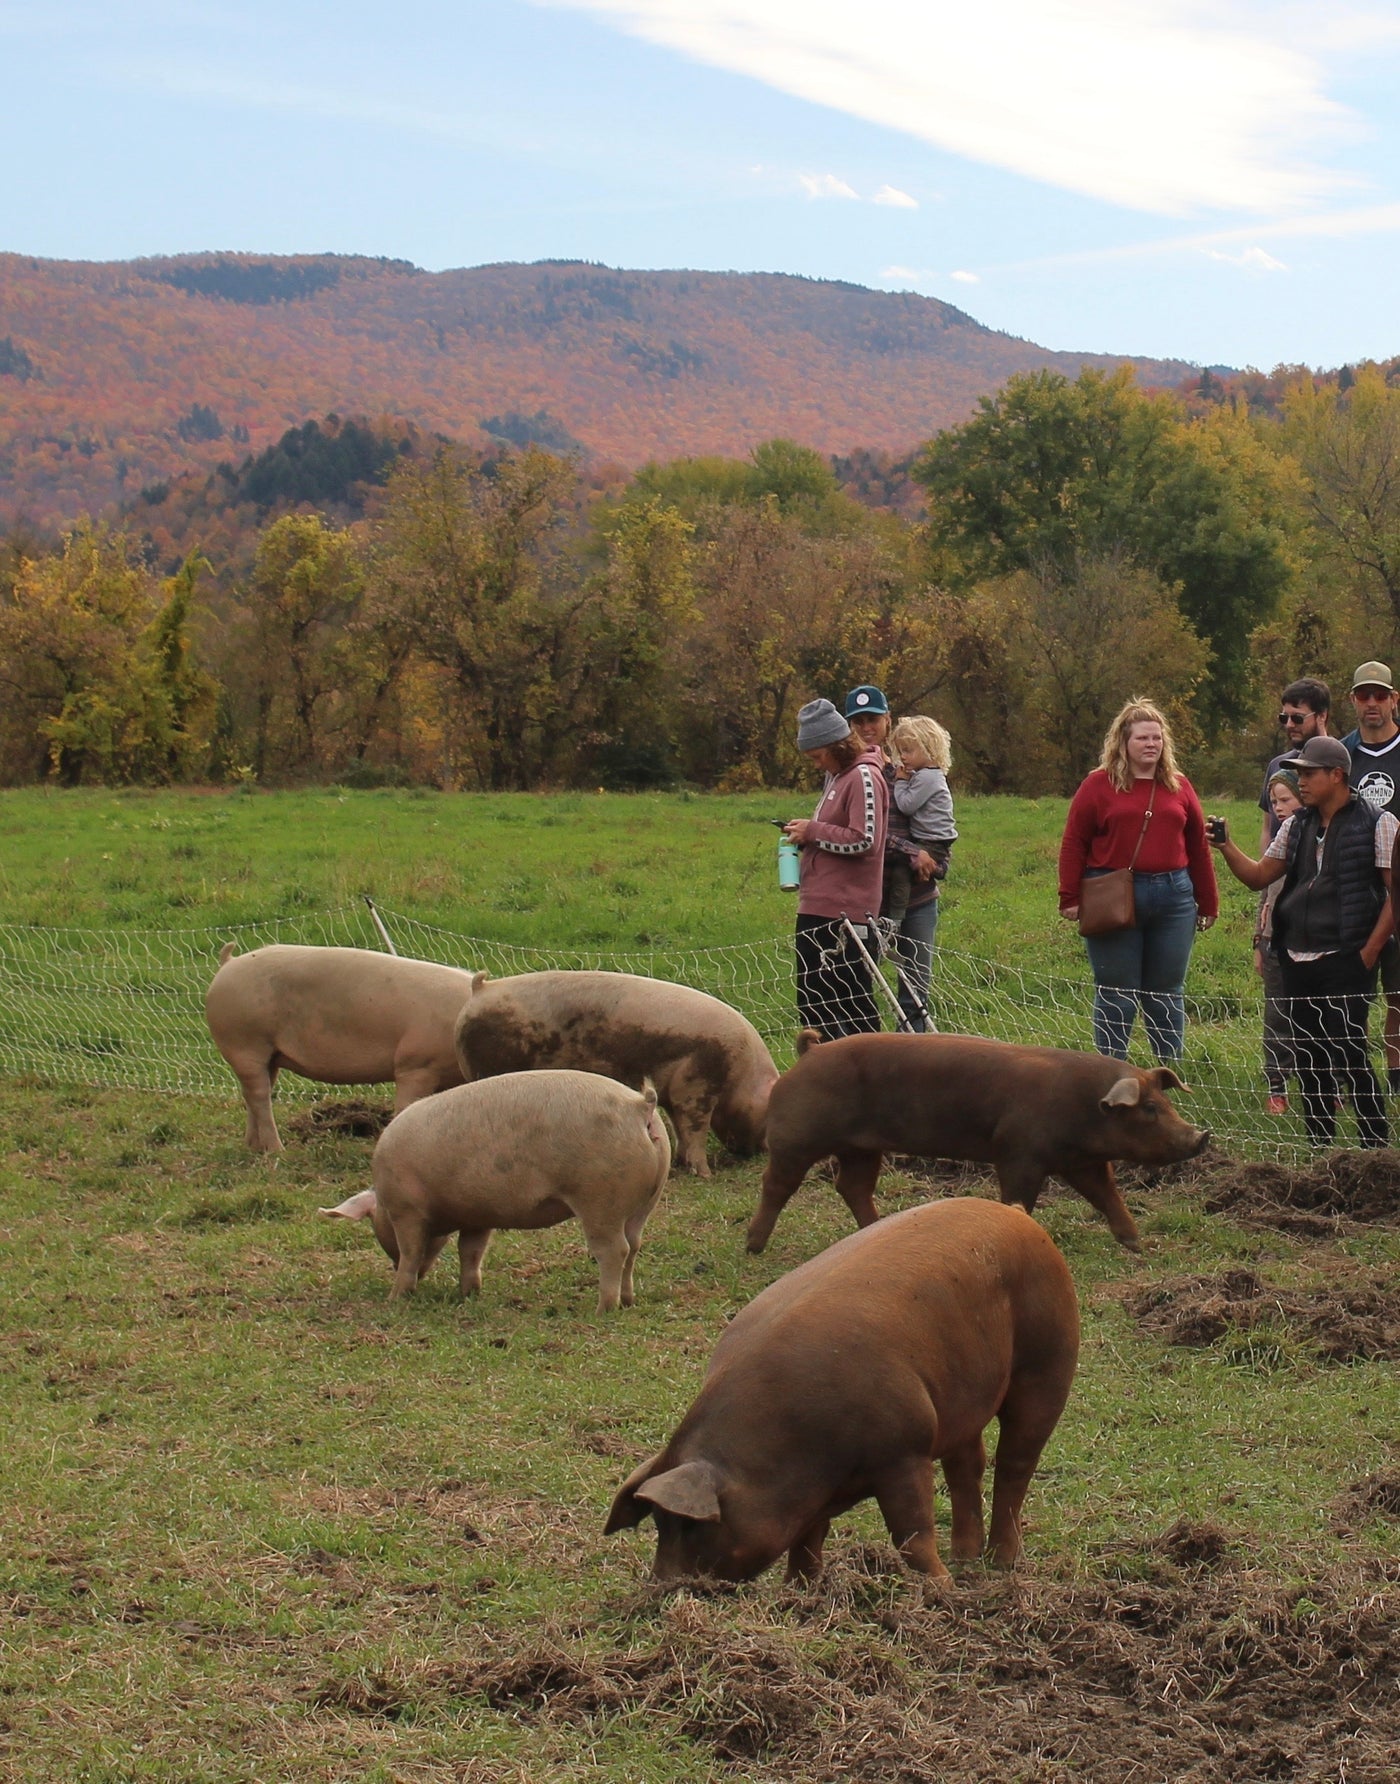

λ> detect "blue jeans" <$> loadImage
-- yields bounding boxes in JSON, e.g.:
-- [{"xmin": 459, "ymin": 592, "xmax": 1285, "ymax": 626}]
[
  {"xmin": 892, "ymin": 897, "xmax": 939, "ymax": 1031},
  {"xmin": 1082, "ymin": 868, "xmax": 1199, "ymax": 1061}
]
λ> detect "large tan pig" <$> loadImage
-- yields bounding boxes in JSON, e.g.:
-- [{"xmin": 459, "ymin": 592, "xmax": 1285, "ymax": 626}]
[
  {"xmin": 205, "ymin": 944, "xmax": 477, "ymax": 1151},
  {"xmin": 319, "ymin": 1068, "xmax": 671, "ymax": 1310},
  {"xmin": 607, "ymin": 1198, "xmax": 1078, "ymax": 1581},
  {"xmin": 746, "ymin": 1030, "xmax": 1210, "ymax": 1255},
  {"xmin": 454, "ymin": 970, "xmax": 778, "ymax": 1176}
]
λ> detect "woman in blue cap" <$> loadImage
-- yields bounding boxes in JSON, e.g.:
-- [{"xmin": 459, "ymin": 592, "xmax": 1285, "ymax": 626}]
[{"xmin": 844, "ymin": 685, "xmax": 953, "ymax": 1031}]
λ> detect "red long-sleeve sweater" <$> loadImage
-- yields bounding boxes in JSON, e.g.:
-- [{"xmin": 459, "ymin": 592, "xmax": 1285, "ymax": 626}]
[
  {"xmin": 797, "ymin": 747, "xmax": 889, "ymax": 920},
  {"xmin": 1057, "ymin": 770, "xmax": 1218, "ymax": 918}
]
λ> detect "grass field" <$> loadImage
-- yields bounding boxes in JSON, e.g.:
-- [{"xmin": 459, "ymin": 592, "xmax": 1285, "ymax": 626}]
[{"xmin": 2, "ymin": 788, "xmax": 1399, "ymax": 1780}]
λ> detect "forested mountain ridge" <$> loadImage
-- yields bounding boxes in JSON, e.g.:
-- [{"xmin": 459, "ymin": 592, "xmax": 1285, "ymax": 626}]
[{"xmin": 0, "ymin": 251, "xmax": 1198, "ymax": 525}]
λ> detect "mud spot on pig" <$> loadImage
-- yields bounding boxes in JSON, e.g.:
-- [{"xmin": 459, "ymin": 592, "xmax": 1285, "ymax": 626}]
[
  {"xmin": 1122, "ymin": 1267, "xmax": 1400, "ymax": 1362},
  {"xmin": 1195, "ymin": 1150, "xmax": 1400, "ymax": 1231},
  {"xmin": 286, "ymin": 1099, "xmax": 394, "ymax": 1140}
]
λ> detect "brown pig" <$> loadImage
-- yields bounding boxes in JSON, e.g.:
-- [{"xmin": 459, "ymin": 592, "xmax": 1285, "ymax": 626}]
[
  {"xmin": 319, "ymin": 1068, "xmax": 671, "ymax": 1310},
  {"xmin": 454, "ymin": 970, "xmax": 779, "ymax": 1176},
  {"xmin": 746, "ymin": 1031, "xmax": 1210, "ymax": 1255},
  {"xmin": 606, "ymin": 1198, "xmax": 1079, "ymax": 1581},
  {"xmin": 205, "ymin": 943, "xmax": 478, "ymax": 1152}
]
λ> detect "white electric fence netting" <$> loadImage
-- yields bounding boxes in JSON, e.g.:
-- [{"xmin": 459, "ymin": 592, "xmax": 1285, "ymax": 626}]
[{"xmin": 0, "ymin": 903, "xmax": 1383, "ymax": 1163}]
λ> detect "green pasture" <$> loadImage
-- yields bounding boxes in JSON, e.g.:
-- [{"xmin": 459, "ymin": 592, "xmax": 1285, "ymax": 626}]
[{"xmin": 1, "ymin": 789, "xmax": 1398, "ymax": 1779}]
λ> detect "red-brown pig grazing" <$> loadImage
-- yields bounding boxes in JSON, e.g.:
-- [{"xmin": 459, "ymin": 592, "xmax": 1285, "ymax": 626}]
[
  {"xmin": 319, "ymin": 1068, "xmax": 671, "ymax": 1311},
  {"xmin": 606, "ymin": 1198, "xmax": 1079, "ymax": 1582},
  {"xmin": 205, "ymin": 943, "xmax": 478, "ymax": 1152},
  {"xmin": 454, "ymin": 970, "xmax": 778, "ymax": 1176},
  {"xmin": 746, "ymin": 1031, "xmax": 1210, "ymax": 1255}
]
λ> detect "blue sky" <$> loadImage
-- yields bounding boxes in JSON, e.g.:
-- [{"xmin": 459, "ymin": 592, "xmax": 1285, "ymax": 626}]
[{"xmin": 3, "ymin": 0, "xmax": 1399, "ymax": 369}]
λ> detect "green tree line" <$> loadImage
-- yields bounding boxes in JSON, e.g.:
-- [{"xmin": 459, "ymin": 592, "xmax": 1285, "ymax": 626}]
[{"xmin": 3, "ymin": 364, "xmax": 1399, "ymax": 795}]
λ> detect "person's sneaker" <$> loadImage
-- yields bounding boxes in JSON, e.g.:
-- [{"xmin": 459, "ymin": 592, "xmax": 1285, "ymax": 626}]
[{"xmin": 1267, "ymin": 1094, "xmax": 1289, "ymax": 1116}]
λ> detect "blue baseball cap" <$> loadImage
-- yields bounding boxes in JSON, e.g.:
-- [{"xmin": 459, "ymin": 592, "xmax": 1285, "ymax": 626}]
[{"xmin": 844, "ymin": 685, "xmax": 889, "ymax": 718}]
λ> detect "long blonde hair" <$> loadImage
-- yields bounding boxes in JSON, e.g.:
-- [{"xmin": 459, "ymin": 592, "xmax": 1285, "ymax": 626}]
[
  {"xmin": 891, "ymin": 715, "xmax": 953, "ymax": 772},
  {"xmin": 1100, "ymin": 698, "xmax": 1180, "ymax": 793}
]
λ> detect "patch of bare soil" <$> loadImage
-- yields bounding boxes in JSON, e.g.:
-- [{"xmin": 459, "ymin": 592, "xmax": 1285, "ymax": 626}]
[
  {"xmin": 1123, "ymin": 1267, "xmax": 1400, "ymax": 1362},
  {"xmin": 1331, "ymin": 1472, "xmax": 1400, "ymax": 1532},
  {"xmin": 401, "ymin": 1551, "xmax": 1400, "ymax": 1781},
  {"xmin": 286, "ymin": 1099, "xmax": 394, "ymax": 1140},
  {"xmin": 1193, "ymin": 1150, "xmax": 1400, "ymax": 1232}
]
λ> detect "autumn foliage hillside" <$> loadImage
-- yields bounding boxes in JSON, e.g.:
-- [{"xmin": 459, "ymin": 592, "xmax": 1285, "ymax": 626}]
[{"xmin": 0, "ymin": 252, "xmax": 1198, "ymax": 526}]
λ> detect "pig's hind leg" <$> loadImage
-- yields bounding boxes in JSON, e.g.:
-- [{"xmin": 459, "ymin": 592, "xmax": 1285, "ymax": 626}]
[
  {"xmin": 874, "ymin": 1455, "xmax": 949, "ymax": 1580},
  {"xmin": 617, "ymin": 1192, "xmax": 662, "ymax": 1308},
  {"xmin": 785, "ymin": 1517, "xmax": 831, "ymax": 1582},
  {"xmin": 832, "ymin": 1148, "xmax": 883, "ymax": 1229},
  {"xmin": 940, "ymin": 1433, "xmax": 987, "ymax": 1562},
  {"xmin": 457, "ymin": 1228, "xmax": 493, "ymax": 1297},
  {"xmin": 577, "ymin": 1217, "xmax": 632, "ymax": 1313},
  {"xmin": 387, "ymin": 1210, "xmax": 449, "ymax": 1297},
  {"xmin": 986, "ymin": 1377, "xmax": 1072, "ymax": 1568},
  {"xmin": 226, "ymin": 1052, "xmax": 282, "ymax": 1152}
]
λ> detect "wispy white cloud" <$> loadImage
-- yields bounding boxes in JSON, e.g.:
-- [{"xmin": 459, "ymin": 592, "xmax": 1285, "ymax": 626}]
[
  {"xmin": 949, "ymin": 268, "xmax": 980, "ymax": 283},
  {"xmin": 987, "ymin": 199, "xmax": 1400, "ymax": 278},
  {"xmin": 1205, "ymin": 245, "xmax": 1289, "ymax": 272},
  {"xmin": 531, "ymin": 0, "xmax": 1378, "ymax": 213},
  {"xmin": 872, "ymin": 184, "xmax": 917, "ymax": 209},
  {"xmin": 798, "ymin": 171, "xmax": 858, "ymax": 200}
]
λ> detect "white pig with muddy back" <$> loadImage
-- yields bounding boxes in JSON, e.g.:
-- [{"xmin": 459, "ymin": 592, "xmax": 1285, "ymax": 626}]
[
  {"xmin": 320, "ymin": 1068, "xmax": 671, "ymax": 1311},
  {"xmin": 205, "ymin": 943, "xmax": 478, "ymax": 1151},
  {"xmin": 606, "ymin": 1198, "xmax": 1079, "ymax": 1582},
  {"xmin": 454, "ymin": 970, "xmax": 779, "ymax": 1175}
]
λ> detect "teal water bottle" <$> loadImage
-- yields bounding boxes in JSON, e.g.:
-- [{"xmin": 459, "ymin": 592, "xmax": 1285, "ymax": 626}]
[{"xmin": 777, "ymin": 833, "xmax": 801, "ymax": 891}]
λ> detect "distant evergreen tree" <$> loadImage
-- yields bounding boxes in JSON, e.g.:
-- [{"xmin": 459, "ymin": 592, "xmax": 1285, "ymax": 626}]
[
  {"xmin": 236, "ymin": 418, "xmax": 406, "ymax": 512},
  {"xmin": 175, "ymin": 403, "xmax": 224, "ymax": 443},
  {"xmin": 479, "ymin": 409, "xmax": 583, "ymax": 454},
  {"xmin": 0, "ymin": 336, "xmax": 36, "ymax": 380}
]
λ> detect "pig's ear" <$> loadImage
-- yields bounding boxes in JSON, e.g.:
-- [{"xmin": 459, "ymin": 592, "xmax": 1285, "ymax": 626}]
[
  {"xmin": 634, "ymin": 1461, "xmax": 722, "ymax": 1524},
  {"xmin": 318, "ymin": 1189, "xmax": 378, "ymax": 1221},
  {"xmin": 604, "ymin": 1453, "xmax": 666, "ymax": 1532},
  {"xmin": 1100, "ymin": 1076, "xmax": 1142, "ymax": 1110},
  {"xmin": 1150, "ymin": 1067, "xmax": 1190, "ymax": 1094}
]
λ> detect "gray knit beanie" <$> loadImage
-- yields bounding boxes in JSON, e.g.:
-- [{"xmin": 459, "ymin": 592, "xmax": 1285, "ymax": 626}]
[{"xmin": 796, "ymin": 698, "xmax": 850, "ymax": 752}]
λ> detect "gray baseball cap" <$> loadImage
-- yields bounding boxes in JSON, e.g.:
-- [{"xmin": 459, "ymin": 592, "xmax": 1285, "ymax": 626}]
[{"xmin": 1280, "ymin": 735, "xmax": 1352, "ymax": 772}]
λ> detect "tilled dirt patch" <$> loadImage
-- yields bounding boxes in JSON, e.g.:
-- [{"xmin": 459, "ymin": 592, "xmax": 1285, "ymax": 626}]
[
  {"xmin": 371, "ymin": 1550, "xmax": 1400, "ymax": 1781},
  {"xmin": 1122, "ymin": 1266, "xmax": 1400, "ymax": 1361},
  {"xmin": 1192, "ymin": 1150, "xmax": 1400, "ymax": 1232},
  {"xmin": 286, "ymin": 1098, "xmax": 395, "ymax": 1140}
]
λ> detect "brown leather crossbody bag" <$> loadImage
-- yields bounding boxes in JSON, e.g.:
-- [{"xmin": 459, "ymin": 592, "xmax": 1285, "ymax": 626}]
[{"xmin": 1077, "ymin": 787, "xmax": 1156, "ymax": 937}]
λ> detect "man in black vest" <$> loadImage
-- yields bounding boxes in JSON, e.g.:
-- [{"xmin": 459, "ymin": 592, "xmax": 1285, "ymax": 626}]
[{"xmin": 1210, "ymin": 735, "xmax": 1395, "ymax": 1148}]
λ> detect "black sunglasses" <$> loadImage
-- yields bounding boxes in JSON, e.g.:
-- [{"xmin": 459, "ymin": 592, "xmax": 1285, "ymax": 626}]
[{"xmin": 1277, "ymin": 712, "xmax": 1310, "ymax": 725}]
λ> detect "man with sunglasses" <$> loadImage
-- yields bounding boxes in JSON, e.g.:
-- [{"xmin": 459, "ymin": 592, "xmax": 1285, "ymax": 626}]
[
  {"xmin": 1258, "ymin": 678, "xmax": 1331, "ymax": 852},
  {"xmin": 1340, "ymin": 662, "xmax": 1400, "ymax": 1090}
]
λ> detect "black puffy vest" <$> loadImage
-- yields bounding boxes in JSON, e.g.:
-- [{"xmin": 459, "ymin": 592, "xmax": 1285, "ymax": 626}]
[{"xmin": 1273, "ymin": 796, "xmax": 1383, "ymax": 956}]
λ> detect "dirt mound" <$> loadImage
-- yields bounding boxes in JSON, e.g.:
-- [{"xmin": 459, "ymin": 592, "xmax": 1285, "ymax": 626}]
[
  {"xmin": 1198, "ymin": 1151, "xmax": 1400, "ymax": 1231},
  {"xmin": 286, "ymin": 1098, "xmax": 394, "ymax": 1140},
  {"xmin": 1123, "ymin": 1268, "xmax": 1400, "ymax": 1362},
  {"xmin": 1331, "ymin": 1473, "xmax": 1400, "ymax": 1532},
  {"xmin": 413, "ymin": 1555, "xmax": 1400, "ymax": 1780}
]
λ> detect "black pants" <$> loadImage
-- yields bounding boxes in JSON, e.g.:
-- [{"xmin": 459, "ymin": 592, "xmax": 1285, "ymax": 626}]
[
  {"xmin": 795, "ymin": 914, "xmax": 881, "ymax": 1039},
  {"xmin": 1279, "ymin": 949, "xmax": 1388, "ymax": 1148}
]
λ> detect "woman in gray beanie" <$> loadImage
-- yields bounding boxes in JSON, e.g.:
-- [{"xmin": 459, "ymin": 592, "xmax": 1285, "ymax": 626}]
[{"xmin": 782, "ymin": 698, "xmax": 889, "ymax": 1037}]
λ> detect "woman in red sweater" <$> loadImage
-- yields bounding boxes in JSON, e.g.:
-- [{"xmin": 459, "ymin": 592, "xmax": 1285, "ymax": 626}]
[
  {"xmin": 1058, "ymin": 698, "xmax": 1218, "ymax": 1061},
  {"xmin": 782, "ymin": 698, "xmax": 889, "ymax": 1037}
]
